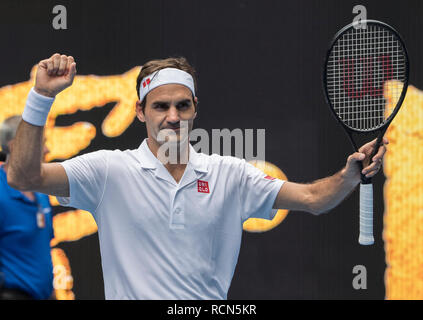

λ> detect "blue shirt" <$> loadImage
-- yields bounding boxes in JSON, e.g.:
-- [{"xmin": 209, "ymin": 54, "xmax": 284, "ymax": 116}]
[{"xmin": 0, "ymin": 165, "xmax": 54, "ymax": 299}]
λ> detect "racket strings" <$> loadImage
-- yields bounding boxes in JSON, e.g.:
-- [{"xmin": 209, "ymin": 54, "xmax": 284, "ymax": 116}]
[{"xmin": 326, "ymin": 24, "xmax": 407, "ymax": 131}]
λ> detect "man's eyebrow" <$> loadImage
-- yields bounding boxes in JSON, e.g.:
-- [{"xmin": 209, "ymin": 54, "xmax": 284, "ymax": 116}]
[
  {"xmin": 151, "ymin": 99, "xmax": 192, "ymax": 106},
  {"xmin": 176, "ymin": 99, "xmax": 192, "ymax": 105},
  {"xmin": 151, "ymin": 101, "xmax": 169, "ymax": 106}
]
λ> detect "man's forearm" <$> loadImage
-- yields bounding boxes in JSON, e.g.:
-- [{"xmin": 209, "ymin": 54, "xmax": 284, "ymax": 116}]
[
  {"xmin": 274, "ymin": 140, "xmax": 386, "ymax": 215},
  {"xmin": 8, "ymin": 54, "xmax": 76, "ymax": 192},
  {"xmin": 8, "ymin": 121, "xmax": 45, "ymax": 189},
  {"xmin": 308, "ymin": 168, "xmax": 360, "ymax": 215}
]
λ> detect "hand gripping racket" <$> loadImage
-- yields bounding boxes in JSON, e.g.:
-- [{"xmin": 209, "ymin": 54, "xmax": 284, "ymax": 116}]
[{"xmin": 323, "ymin": 20, "xmax": 409, "ymax": 245}]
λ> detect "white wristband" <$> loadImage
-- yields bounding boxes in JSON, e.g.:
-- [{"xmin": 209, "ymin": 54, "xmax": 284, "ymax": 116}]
[{"xmin": 22, "ymin": 87, "xmax": 55, "ymax": 126}]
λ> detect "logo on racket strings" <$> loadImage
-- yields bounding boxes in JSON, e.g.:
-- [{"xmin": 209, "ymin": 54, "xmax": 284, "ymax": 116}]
[{"xmin": 341, "ymin": 55, "xmax": 393, "ymax": 99}]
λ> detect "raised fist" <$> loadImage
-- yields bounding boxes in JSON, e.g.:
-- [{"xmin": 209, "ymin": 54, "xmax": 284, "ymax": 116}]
[{"xmin": 34, "ymin": 53, "xmax": 77, "ymax": 98}]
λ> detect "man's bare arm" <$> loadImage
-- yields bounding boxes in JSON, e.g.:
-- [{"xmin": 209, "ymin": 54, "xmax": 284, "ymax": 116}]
[
  {"xmin": 273, "ymin": 170, "xmax": 358, "ymax": 215},
  {"xmin": 8, "ymin": 121, "xmax": 69, "ymax": 197},
  {"xmin": 273, "ymin": 138, "xmax": 388, "ymax": 215},
  {"xmin": 7, "ymin": 53, "xmax": 76, "ymax": 197}
]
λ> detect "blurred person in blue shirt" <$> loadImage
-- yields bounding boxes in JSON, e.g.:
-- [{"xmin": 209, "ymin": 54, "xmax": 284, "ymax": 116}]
[{"xmin": 0, "ymin": 115, "xmax": 54, "ymax": 300}]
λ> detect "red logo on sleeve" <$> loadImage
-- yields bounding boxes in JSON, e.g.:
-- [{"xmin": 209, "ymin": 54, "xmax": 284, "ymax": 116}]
[
  {"xmin": 197, "ymin": 180, "xmax": 210, "ymax": 193},
  {"xmin": 264, "ymin": 175, "xmax": 276, "ymax": 180}
]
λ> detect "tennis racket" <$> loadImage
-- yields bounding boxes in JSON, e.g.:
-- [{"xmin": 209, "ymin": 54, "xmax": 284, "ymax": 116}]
[{"xmin": 323, "ymin": 20, "xmax": 409, "ymax": 245}]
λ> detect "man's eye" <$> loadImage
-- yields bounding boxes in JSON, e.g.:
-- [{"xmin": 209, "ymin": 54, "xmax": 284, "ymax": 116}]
[{"xmin": 178, "ymin": 103, "xmax": 189, "ymax": 109}]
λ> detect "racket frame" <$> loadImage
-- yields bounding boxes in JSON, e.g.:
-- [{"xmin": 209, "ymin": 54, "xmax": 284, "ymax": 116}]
[
  {"xmin": 322, "ymin": 19, "xmax": 409, "ymax": 245},
  {"xmin": 323, "ymin": 19, "xmax": 409, "ymax": 137}
]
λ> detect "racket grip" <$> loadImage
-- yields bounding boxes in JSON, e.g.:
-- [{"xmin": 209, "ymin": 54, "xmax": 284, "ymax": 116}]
[{"xmin": 359, "ymin": 183, "xmax": 374, "ymax": 245}]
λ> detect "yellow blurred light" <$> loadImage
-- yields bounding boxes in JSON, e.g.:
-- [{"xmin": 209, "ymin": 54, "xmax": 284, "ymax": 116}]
[
  {"xmin": 243, "ymin": 160, "xmax": 289, "ymax": 232},
  {"xmin": 384, "ymin": 81, "xmax": 423, "ymax": 299}
]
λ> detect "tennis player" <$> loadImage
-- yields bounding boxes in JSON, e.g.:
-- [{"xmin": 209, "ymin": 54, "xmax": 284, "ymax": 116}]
[{"xmin": 8, "ymin": 53, "xmax": 387, "ymax": 299}]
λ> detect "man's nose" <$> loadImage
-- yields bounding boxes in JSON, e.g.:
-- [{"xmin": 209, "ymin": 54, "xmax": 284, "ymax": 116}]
[{"xmin": 166, "ymin": 106, "xmax": 180, "ymax": 123}]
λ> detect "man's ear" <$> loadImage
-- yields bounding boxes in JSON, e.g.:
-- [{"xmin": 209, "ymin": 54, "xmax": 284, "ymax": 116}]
[
  {"xmin": 135, "ymin": 100, "xmax": 146, "ymax": 123},
  {"xmin": 193, "ymin": 96, "xmax": 199, "ymax": 119},
  {"xmin": 2, "ymin": 140, "xmax": 13, "ymax": 156}
]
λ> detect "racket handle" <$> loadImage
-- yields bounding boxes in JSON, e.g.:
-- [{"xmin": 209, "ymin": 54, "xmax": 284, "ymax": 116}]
[{"xmin": 359, "ymin": 183, "xmax": 374, "ymax": 245}]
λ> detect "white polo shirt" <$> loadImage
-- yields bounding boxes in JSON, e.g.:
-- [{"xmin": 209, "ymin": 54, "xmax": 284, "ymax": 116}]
[{"xmin": 57, "ymin": 139, "xmax": 284, "ymax": 300}]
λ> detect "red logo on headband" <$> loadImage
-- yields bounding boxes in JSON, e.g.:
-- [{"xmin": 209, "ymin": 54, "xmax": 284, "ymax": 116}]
[{"xmin": 142, "ymin": 78, "xmax": 151, "ymax": 88}]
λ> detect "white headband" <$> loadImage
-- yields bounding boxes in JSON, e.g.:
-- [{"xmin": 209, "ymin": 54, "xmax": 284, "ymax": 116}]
[{"xmin": 139, "ymin": 68, "xmax": 196, "ymax": 102}]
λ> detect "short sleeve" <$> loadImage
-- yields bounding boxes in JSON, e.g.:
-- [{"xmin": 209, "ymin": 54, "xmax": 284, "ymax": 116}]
[
  {"xmin": 57, "ymin": 150, "xmax": 110, "ymax": 214},
  {"xmin": 238, "ymin": 160, "xmax": 285, "ymax": 222}
]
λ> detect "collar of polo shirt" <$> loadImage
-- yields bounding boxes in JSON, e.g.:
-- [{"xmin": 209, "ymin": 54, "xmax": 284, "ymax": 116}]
[{"xmin": 136, "ymin": 139, "xmax": 208, "ymax": 173}]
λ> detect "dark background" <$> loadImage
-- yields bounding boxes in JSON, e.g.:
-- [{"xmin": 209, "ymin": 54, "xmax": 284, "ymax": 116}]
[{"xmin": 0, "ymin": 0, "xmax": 421, "ymax": 299}]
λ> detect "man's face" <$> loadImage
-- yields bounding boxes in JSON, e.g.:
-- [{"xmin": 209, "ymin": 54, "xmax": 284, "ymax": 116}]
[{"xmin": 136, "ymin": 84, "xmax": 197, "ymax": 146}]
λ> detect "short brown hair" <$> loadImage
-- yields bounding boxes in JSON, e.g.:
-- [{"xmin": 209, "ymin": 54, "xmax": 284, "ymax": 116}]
[{"xmin": 136, "ymin": 57, "xmax": 198, "ymax": 112}]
